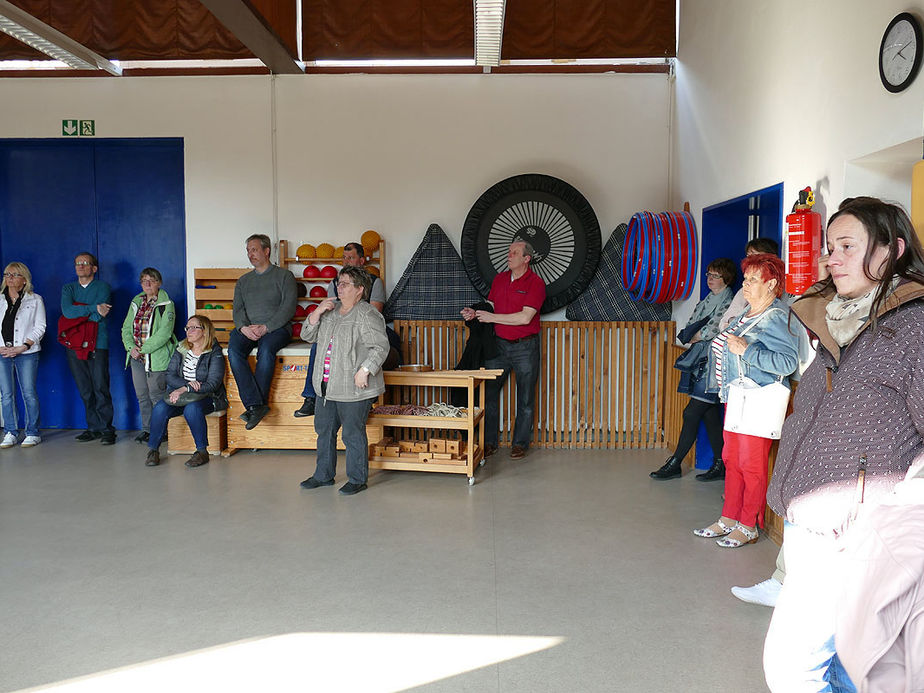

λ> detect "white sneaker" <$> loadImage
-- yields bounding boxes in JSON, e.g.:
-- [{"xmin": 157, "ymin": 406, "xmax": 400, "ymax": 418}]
[
  {"xmin": 21, "ymin": 435, "xmax": 41, "ymax": 447},
  {"xmin": 731, "ymin": 577, "xmax": 782, "ymax": 607},
  {"xmin": 0, "ymin": 432, "xmax": 17, "ymax": 448}
]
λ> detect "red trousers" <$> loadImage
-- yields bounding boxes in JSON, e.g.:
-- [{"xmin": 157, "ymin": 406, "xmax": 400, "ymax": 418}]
[{"xmin": 721, "ymin": 430, "xmax": 773, "ymax": 528}]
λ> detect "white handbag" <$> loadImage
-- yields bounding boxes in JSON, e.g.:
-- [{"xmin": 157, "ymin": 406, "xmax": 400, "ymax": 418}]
[
  {"xmin": 723, "ymin": 374, "xmax": 790, "ymax": 439},
  {"xmin": 721, "ymin": 313, "xmax": 791, "ymax": 439}
]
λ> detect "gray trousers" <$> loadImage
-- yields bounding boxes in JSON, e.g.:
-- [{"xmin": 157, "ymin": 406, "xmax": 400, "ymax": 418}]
[
  {"xmin": 313, "ymin": 396, "xmax": 374, "ymax": 485},
  {"xmin": 129, "ymin": 359, "xmax": 167, "ymax": 432}
]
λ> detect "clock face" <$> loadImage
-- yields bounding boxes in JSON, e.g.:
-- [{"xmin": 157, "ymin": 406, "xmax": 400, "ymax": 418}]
[{"xmin": 880, "ymin": 13, "xmax": 923, "ymax": 92}]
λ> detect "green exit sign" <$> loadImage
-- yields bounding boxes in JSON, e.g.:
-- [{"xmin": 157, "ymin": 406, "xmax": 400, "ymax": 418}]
[{"xmin": 62, "ymin": 119, "xmax": 95, "ymax": 136}]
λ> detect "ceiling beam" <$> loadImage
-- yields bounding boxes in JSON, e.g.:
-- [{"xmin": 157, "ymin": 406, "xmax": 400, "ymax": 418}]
[
  {"xmin": 0, "ymin": 0, "xmax": 121, "ymax": 75},
  {"xmin": 199, "ymin": 0, "xmax": 303, "ymax": 74}
]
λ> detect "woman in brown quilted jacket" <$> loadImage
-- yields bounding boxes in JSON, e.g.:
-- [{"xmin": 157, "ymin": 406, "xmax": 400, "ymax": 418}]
[{"xmin": 763, "ymin": 197, "xmax": 924, "ymax": 692}]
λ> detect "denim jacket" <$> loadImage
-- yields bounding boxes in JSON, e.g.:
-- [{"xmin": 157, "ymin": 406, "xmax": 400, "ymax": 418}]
[{"xmin": 705, "ymin": 298, "xmax": 800, "ymax": 403}]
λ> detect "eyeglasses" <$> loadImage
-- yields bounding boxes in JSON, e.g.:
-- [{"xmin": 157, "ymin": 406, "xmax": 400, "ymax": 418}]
[
  {"xmin": 705, "ymin": 272, "xmax": 723, "ymax": 279},
  {"xmin": 336, "ymin": 280, "xmax": 356, "ymax": 289},
  {"xmin": 140, "ymin": 279, "xmax": 158, "ymax": 285},
  {"xmin": 741, "ymin": 277, "xmax": 763, "ymax": 286},
  {"xmin": 75, "ymin": 261, "xmax": 93, "ymax": 266},
  {"xmin": 3, "ymin": 273, "xmax": 22, "ymax": 279},
  {"xmin": 185, "ymin": 325, "xmax": 203, "ymax": 332}
]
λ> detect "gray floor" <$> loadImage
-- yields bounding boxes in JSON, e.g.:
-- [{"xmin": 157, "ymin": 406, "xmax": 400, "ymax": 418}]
[{"xmin": 0, "ymin": 431, "xmax": 776, "ymax": 693}]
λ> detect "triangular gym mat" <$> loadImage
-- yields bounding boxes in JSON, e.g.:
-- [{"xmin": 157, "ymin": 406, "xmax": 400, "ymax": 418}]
[{"xmin": 384, "ymin": 224, "xmax": 484, "ymax": 321}]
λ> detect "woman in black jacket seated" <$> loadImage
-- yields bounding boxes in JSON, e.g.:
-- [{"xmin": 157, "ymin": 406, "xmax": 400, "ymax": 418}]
[
  {"xmin": 145, "ymin": 314, "xmax": 227, "ymax": 468},
  {"xmin": 651, "ymin": 258, "xmax": 735, "ymax": 480}
]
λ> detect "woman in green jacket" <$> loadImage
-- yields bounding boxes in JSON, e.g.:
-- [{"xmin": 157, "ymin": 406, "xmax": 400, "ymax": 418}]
[{"xmin": 121, "ymin": 267, "xmax": 176, "ymax": 443}]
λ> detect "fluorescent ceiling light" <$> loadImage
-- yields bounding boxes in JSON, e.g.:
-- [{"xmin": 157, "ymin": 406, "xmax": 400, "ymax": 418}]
[
  {"xmin": 475, "ymin": 0, "xmax": 506, "ymax": 67},
  {"xmin": 503, "ymin": 57, "xmax": 672, "ymax": 66},
  {"xmin": 0, "ymin": 0, "xmax": 121, "ymax": 75},
  {"xmin": 115, "ymin": 58, "xmax": 269, "ymax": 70},
  {"xmin": 311, "ymin": 58, "xmax": 476, "ymax": 68}
]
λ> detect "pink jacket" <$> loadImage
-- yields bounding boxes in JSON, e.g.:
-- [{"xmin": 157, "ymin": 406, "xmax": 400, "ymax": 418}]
[{"xmin": 835, "ymin": 459, "xmax": 924, "ymax": 692}]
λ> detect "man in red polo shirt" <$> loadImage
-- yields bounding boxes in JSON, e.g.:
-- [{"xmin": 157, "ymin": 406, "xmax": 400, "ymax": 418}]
[{"xmin": 461, "ymin": 240, "xmax": 545, "ymax": 459}]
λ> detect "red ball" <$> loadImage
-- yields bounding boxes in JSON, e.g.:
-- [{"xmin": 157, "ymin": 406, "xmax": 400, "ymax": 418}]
[
  {"xmin": 306, "ymin": 304, "xmax": 318, "ymax": 314},
  {"xmin": 309, "ymin": 286, "xmax": 327, "ymax": 298},
  {"xmin": 294, "ymin": 305, "xmax": 307, "ymax": 318},
  {"xmin": 303, "ymin": 265, "xmax": 321, "ymax": 279},
  {"xmin": 319, "ymin": 265, "xmax": 338, "ymax": 279},
  {"xmin": 292, "ymin": 323, "xmax": 302, "ymax": 337}
]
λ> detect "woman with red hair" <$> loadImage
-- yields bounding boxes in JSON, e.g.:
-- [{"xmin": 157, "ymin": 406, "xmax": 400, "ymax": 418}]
[{"xmin": 693, "ymin": 253, "xmax": 800, "ymax": 548}]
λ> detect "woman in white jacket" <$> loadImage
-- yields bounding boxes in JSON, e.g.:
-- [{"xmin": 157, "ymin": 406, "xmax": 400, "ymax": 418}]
[{"xmin": 0, "ymin": 262, "xmax": 46, "ymax": 448}]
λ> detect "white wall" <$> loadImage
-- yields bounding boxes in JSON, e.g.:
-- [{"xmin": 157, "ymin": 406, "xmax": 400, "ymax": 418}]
[
  {"xmin": 0, "ymin": 72, "xmax": 672, "ymax": 317},
  {"xmin": 672, "ymin": 0, "xmax": 924, "ymax": 323}
]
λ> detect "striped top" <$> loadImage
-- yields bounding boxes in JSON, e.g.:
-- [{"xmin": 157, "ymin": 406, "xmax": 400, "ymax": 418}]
[
  {"xmin": 182, "ymin": 351, "xmax": 201, "ymax": 382},
  {"xmin": 712, "ymin": 315, "xmax": 756, "ymax": 389}
]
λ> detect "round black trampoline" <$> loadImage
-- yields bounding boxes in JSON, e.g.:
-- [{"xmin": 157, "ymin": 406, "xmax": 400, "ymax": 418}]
[{"xmin": 461, "ymin": 174, "xmax": 601, "ymax": 312}]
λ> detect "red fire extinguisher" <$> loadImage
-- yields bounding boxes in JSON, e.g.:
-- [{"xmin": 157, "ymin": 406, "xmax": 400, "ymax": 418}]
[{"xmin": 784, "ymin": 186, "xmax": 823, "ymax": 296}]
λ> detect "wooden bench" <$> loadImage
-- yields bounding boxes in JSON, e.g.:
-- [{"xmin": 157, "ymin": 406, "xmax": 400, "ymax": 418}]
[{"xmin": 166, "ymin": 409, "xmax": 228, "ymax": 455}]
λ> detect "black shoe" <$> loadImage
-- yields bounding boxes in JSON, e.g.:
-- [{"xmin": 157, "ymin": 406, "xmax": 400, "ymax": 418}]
[
  {"xmin": 238, "ymin": 409, "xmax": 252, "ymax": 423},
  {"xmin": 339, "ymin": 482, "xmax": 367, "ymax": 495},
  {"xmin": 650, "ymin": 456, "xmax": 682, "ymax": 479},
  {"xmin": 696, "ymin": 458, "xmax": 726, "ymax": 482},
  {"xmin": 244, "ymin": 404, "xmax": 270, "ymax": 430},
  {"xmin": 293, "ymin": 398, "xmax": 316, "ymax": 418},
  {"xmin": 135, "ymin": 431, "xmax": 150, "ymax": 444},
  {"xmin": 145, "ymin": 449, "xmax": 161, "ymax": 467},
  {"xmin": 185, "ymin": 450, "xmax": 209, "ymax": 468},
  {"xmin": 100, "ymin": 433, "xmax": 116, "ymax": 446},
  {"xmin": 75, "ymin": 430, "xmax": 101, "ymax": 442},
  {"xmin": 300, "ymin": 477, "xmax": 335, "ymax": 489},
  {"xmin": 484, "ymin": 443, "xmax": 497, "ymax": 458}
]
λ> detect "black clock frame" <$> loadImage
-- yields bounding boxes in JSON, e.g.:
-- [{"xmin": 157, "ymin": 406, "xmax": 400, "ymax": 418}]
[{"xmin": 880, "ymin": 12, "xmax": 923, "ymax": 93}]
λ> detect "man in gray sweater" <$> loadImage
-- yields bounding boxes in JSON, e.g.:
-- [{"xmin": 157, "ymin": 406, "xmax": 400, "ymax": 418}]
[{"xmin": 228, "ymin": 234, "xmax": 297, "ymax": 430}]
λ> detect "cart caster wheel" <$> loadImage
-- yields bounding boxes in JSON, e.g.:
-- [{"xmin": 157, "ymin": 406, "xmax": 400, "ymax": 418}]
[
  {"xmin": 468, "ymin": 476, "xmax": 475, "ymax": 486},
  {"xmin": 479, "ymin": 459, "xmax": 485, "ymax": 467}
]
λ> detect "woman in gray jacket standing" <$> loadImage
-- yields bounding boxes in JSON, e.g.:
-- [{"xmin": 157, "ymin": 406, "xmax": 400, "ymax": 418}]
[
  {"xmin": 299, "ymin": 265, "xmax": 389, "ymax": 496},
  {"xmin": 763, "ymin": 197, "xmax": 924, "ymax": 692}
]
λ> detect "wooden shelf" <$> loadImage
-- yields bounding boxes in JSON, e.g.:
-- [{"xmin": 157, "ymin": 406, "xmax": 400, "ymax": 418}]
[
  {"xmin": 368, "ymin": 370, "xmax": 502, "ymax": 484},
  {"xmin": 369, "ymin": 408, "xmax": 483, "ymax": 429}
]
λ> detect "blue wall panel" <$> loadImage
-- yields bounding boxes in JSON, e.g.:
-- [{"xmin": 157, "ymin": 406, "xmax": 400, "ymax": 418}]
[{"xmin": 0, "ymin": 138, "xmax": 185, "ymax": 431}]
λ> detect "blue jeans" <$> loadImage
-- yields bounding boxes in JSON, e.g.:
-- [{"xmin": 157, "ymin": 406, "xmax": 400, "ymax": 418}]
[
  {"xmin": 312, "ymin": 396, "xmax": 374, "ymax": 484},
  {"xmin": 484, "ymin": 336, "xmax": 540, "ymax": 449},
  {"xmin": 227, "ymin": 326, "xmax": 291, "ymax": 409},
  {"xmin": 149, "ymin": 397, "xmax": 216, "ymax": 451},
  {"xmin": 764, "ymin": 522, "xmax": 857, "ymax": 692},
  {"xmin": 0, "ymin": 351, "xmax": 40, "ymax": 436},
  {"xmin": 300, "ymin": 342, "xmax": 319, "ymax": 399}
]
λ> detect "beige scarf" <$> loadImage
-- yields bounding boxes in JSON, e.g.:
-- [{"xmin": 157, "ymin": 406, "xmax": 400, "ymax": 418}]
[{"xmin": 825, "ymin": 277, "xmax": 899, "ymax": 346}]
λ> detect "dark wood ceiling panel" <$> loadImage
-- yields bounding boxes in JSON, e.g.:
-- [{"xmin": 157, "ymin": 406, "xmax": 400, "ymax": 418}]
[
  {"xmin": 0, "ymin": 0, "xmax": 674, "ymax": 69},
  {"xmin": 302, "ymin": 0, "xmax": 472, "ymax": 60},
  {"xmin": 503, "ymin": 0, "xmax": 676, "ymax": 59},
  {"xmin": 0, "ymin": 0, "xmax": 257, "ymax": 60}
]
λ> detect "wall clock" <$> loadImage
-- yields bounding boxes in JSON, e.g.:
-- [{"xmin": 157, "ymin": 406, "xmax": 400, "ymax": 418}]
[
  {"xmin": 880, "ymin": 12, "xmax": 923, "ymax": 93},
  {"xmin": 461, "ymin": 174, "xmax": 601, "ymax": 313}
]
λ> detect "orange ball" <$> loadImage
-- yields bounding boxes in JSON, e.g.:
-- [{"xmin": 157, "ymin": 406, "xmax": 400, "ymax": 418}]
[
  {"xmin": 361, "ymin": 229, "xmax": 380, "ymax": 254},
  {"xmin": 296, "ymin": 244, "xmax": 316, "ymax": 259},
  {"xmin": 316, "ymin": 243, "xmax": 335, "ymax": 258}
]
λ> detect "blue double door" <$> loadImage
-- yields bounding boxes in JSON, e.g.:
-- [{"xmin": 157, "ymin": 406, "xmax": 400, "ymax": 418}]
[{"xmin": 0, "ymin": 138, "xmax": 187, "ymax": 430}]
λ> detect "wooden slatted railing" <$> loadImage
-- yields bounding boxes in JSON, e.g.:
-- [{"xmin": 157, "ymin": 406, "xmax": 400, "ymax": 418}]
[{"xmin": 393, "ymin": 320, "xmax": 683, "ymax": 450}]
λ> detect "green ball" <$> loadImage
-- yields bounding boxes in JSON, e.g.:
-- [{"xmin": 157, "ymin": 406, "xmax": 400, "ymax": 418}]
[{"xmin": 204, "ymin": 304, "xmax": 214, "ymax": 309}]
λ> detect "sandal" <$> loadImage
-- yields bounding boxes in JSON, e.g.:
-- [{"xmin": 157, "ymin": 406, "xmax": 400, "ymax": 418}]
[
  {"xmin": 692, "ymin": 519, "xmax": 735, "ymax": 538},
  {"xmin": 716, "ymin": 524, "xmax": 759, "ymax": 548}
]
